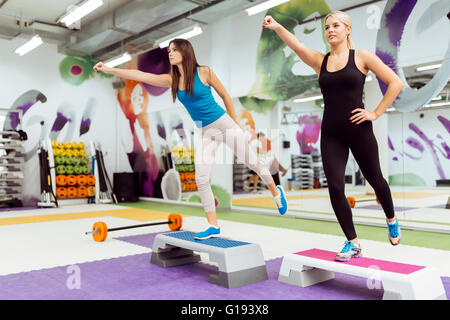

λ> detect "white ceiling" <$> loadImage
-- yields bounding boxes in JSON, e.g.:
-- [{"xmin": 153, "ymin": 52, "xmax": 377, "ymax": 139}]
[
  {"xmin": 1, "ymin": 0, "xmax": 445, "ymax": 98},
  {"xmin": 0, "ymin": 0, "xmax": 257, "ymax": 59},
  {"xmin": 0, "ymin": 0, "xmax": 379, "ymax": 60},
  {"xmin": 0, "ymin": 0, "xmax": 132, "ymax": 25}
]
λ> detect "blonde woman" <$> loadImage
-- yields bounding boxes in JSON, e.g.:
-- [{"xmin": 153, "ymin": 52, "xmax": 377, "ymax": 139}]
[{"xmin": 263, "ymin": 11, "xmax": 404, "ymax": 261}]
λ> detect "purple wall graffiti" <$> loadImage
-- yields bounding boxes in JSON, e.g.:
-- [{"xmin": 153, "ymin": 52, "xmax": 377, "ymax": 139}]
[
  {"xmin": 376, "ymin": 0, "xmax": 450, "ymax": 112},
  {"xmin": 296, "ymin": 115, "xmax": 322, "ymax": 154},
  {"xmin": 389, "ymin": 115, "xmax": 450, "ymax": 179},
  {"xmin": 137, "ymin": 48, "xmax": 171, "ymax": 97},
  {"xmin": 116, "ymin": 48, "xmax": 173, "ymax": 198}
]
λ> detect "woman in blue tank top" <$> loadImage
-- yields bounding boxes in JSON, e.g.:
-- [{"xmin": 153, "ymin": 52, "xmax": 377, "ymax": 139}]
[
  {"xmin": 94, "ymin": 39, "xmax": 288, "ymax": 240},
  {"xmin": 263, "ymin": 11, "xmax": 404, "ymax": 261}
]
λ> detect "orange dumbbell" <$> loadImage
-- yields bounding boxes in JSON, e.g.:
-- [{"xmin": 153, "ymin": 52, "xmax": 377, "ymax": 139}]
[
  {"xmin": 87, "ymin": 186, "xmax": 96, "ymax": 197},
  {"xmin": 67, "ymin": 187, "xmax": 77, "ymax": 198},
  {"xmin": 56, "ymin": 187, "xmax": 67, "ymax": 198},
  {"xmin": 87, "ymin": 175, "xmax": 96, "ymax": 186},
  {"xmin": 67, "ymin": 175, "xmax": 77, "ymax": 186},
  {"xmin": 56, "ymin": 175, "xmax": 67, "ymax": 186},
  {"xmin": 78, "ymin": 186, "xmax": 87, "ymax": 198},
  {"xmin": 77, "ymin": 175, "xmax": 87, "ymax": 186}
]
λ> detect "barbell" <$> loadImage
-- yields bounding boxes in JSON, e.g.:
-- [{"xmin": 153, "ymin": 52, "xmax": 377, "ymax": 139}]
[
  {"xmin": 85, "ymin": 213, "xmax": 182, "ymax": 242},
  {"xmin": 346, "ymin": 196, "xmax": 380, "ymax": 208}
]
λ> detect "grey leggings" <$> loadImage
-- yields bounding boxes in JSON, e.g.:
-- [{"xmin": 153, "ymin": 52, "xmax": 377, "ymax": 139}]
[{"xmin": 194, "ymin": 114, "xmax": 273, "ymax": 212}]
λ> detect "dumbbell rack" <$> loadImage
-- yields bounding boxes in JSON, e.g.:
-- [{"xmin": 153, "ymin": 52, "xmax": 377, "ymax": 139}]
[
  {"xmin": 312, "ymin": 151, "xmax": 327, "ymax": 188},
  {"xmin": 291, "ymin": 155, "xmax": 314, "ymax": 190},
  {"xmin": 0, "ymin": 133, "xmax": 25, "ymax": 208},
  {"xmin": 172, "ymin": 146, "xmax": 197, "ymax": 192},
  {"xmin": 47, "ymin": 139, "xmax": 96, "ymax": 204},
  {"xmin": 233, "ymin": 161, "xmax": 264, "ymax": 192}
]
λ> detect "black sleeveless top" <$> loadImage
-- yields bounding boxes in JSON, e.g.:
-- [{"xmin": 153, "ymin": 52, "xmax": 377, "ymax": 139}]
[{"xmin": 318, "ymin": 49, "xmax": 367, "ymax": 134}]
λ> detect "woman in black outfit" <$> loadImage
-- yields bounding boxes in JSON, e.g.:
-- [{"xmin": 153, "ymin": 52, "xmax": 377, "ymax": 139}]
[{"xmin": 263, "ymin": 10, "xmax": 404, "ymax": 262}]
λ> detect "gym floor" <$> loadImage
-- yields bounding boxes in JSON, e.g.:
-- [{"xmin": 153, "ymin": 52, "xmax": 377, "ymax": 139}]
[{"xmin": 0, "ymin": 186, "xmax": 449, "ymax": 300}]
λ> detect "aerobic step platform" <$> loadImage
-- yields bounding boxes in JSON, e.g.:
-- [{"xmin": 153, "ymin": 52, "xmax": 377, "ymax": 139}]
[
  {"xmin": 150, "ymin": 231, "xmax": 268, "ymax": 288},
  {"xmin": 278, "ymin": 249, "xmax": 446, "ymax": 300}
]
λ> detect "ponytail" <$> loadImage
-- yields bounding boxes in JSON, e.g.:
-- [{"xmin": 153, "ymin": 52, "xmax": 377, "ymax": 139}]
[{"xmin": 347, "ymin": 33, "xmax": 354, "ymax": 49}]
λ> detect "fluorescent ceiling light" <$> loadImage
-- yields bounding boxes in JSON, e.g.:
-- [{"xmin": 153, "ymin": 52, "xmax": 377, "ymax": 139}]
[
  {"xmin": 157, "ymin": 25, "xmax": 203, "ymax": 48},
  {"xmin": 246, "ymin": 0, "xmax": 290, "ymax": 16},
  {"xmin": 416, "ymin": 63, "xmax": 441, "ymax": 72},
  {"xmin": 387, "ymin": 101, "xmax": 450, "ymax": 112},
  {"xmin": 424, "ymin": 101, "xmax": 450, "ymax": 108},
  {"xmin": 366, "ymin": 75, "xmax": 373, "ymax": 82},
  {"xmin": 293, "ymin": 95, "xmax": 323, "ymax": 103},
  {"xmin": 14, "ymin": 35, "xmax": 43, "ymax": 56},
  {"xmin": 60, "ymin": 0, "xmax": 103, "ymax": 26},
  {"xmin": 104, "ymin": 53, "xmax": 132, "ymax": 68}
]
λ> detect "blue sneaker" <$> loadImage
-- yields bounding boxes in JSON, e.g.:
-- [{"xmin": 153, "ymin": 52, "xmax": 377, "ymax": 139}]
[
  {"xmin": 274, "ymin": 185, "xmax": 288, "ymax": 215},
  {"xmin": 194, "ymin": 225, "xmax": 221, "ymax": 240},
  {"xmin": 335, "ymin": 241, "xmax": 362, "ymax": 262},
  {"xmin": 387, "ymin": 218, "xmax": 402, "ymax": 246}
]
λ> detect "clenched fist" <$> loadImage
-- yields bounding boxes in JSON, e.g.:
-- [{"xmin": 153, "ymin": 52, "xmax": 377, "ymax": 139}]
[
  {"xmin": 262, "ymin": 15, "xmax": 281, "ymax": 30},
  {"xmin": 93, "ymin": 61, "xmax": 108, "ymax": 72}
]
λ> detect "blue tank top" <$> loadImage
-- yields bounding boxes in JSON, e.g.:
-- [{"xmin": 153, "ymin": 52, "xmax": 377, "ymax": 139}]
[{"xmin": 177, "ymin": 67, "xmax": 226, "ymax": 128}]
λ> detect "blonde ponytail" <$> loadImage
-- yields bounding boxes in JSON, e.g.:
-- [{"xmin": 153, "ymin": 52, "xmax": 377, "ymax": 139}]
[{"xmin": 347, "ymin": 33, "xmax": 354, "ymax": 49}]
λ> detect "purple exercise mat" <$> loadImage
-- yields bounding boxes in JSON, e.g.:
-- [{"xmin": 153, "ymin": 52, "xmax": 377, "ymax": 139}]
[{"xmin": 0, "ymin": 232, "xmax": 448, "ymax": 300}]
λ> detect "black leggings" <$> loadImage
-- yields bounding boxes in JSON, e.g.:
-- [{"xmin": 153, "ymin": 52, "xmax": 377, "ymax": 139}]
[
  {"xmin": 321, "ymin": 128, "xmax": 395, "ymax": 240},
  {"xmin": 272, "ymin": 172, "xmax": 280, "ymax": 186}
]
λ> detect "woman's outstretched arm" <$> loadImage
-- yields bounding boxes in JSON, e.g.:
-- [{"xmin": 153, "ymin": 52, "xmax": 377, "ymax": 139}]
[{"xmin": 93, "ymin": 62, "xmax": 172, "ymax": 88}]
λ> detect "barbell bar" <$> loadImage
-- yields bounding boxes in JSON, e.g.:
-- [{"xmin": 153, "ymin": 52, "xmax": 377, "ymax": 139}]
[
  {"xmin": 346, "ymin": 196, "xmax": 380, "ymax": 208},
  {"xmin": 85, "ymin": 213, "xmax": 182, "ymax": 242}
]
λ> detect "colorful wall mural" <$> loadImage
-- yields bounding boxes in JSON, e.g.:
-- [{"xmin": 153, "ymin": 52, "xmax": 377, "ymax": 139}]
[
  {"xmin": 239, "ymin": 0, "xmax": 331, "ymax": 113},
  {"xmin": 59, "ymin": 55, "xmax": 113, "ymax": 86},
  {"xmin": 376, "ymin": 0, "xmax": 450, "ymax": 112},
  {"xmin": 388, "ymin": 111, "xmax": 450, "ymax": 186},
  {"xmin": 237, "ymin": 0, "xmax": 449, "ymax": 186},
  {"xmin": 114, "ymin": 48, "xmax": 177, "ymax": 198},
  {"xmin": 296, "ymin": 114, "xmax": 322, "ymax": 154},
  {"xmin": 1, "ymin": 0, "xmax": 448, "ymax": 207}
]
